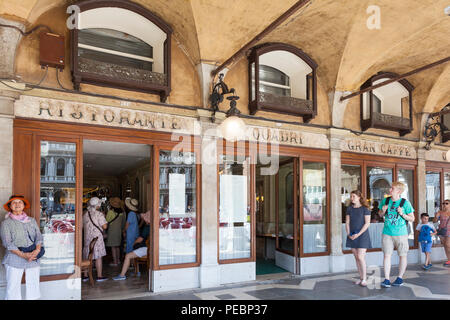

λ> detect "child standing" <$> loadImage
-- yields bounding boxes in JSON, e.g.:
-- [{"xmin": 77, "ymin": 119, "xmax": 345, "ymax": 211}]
[{"xmin": 416, "ymin": 213, "xmax": 437, "ymax": 270}]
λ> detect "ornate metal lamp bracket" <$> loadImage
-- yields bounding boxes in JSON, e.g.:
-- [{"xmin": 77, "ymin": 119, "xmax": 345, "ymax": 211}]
[{"xmin": 424, "ymin": 103, "xmax": 450, "ymax": 150}]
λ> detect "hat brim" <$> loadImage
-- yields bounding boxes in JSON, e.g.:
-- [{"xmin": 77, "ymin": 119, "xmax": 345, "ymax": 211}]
[
  {"xmin": 125, "ymin": 199, "xmax": 138, "ymax": 212},
  {"xmin": 3, "ymin": 197, "xmax": 30, "ymax": 212}
]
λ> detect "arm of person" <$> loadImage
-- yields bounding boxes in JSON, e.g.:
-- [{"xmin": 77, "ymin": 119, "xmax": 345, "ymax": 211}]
[
  {"xmin": 355, "ymin": 214, "xmax": 371, "ymax": 239},
  {"xmin": 1, "ymin": 223, "xmax": 32, "ymax": 260},
  {"xmin": 397, "ymin": 206, "xmax": 415, "ymax": 222},
  {"xmin": 433, "ymin": 211, "xmax": 440, "ymax": 223},
  {"xmin": 133, "ymin": 236, "xmax": 144, "ymax": 245},
  {"xmin": 11, "ymin": 249, "xmax": 33, "ymax": 260},
  {"xmin": 345, "ymin": 214, "xmax": 350, "ymax": 238},
  {"xmin": 378, "ymin": 201, "xmax": 388, "ymax": 218}
]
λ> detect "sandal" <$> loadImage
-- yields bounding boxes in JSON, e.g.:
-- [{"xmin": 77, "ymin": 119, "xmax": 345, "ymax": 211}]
[
  {"xmin": 359, "ymin": 279, "xmax": 367, "ymax": 287},
  {"xmin": 355, "ymin": 279, "xmax": 362, "ymax": 285}
]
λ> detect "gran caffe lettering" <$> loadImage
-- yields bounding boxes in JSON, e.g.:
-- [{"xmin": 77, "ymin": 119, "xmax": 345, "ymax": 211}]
[{"xmin": 346, "ymin": 139, "xmax": 412, "ymax": 157}]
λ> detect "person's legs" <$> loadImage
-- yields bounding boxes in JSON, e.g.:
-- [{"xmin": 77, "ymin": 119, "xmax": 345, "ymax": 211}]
[
  {"xmin": 119, "ymin": 252, "xmax": 138, "ymax": 276},
  {"xmin": 5, "ymin": 265, "xmax": 24, "ymax": 300},
  {"xmin": 357, "ymin": 249, "xmax": 367, "ymax": 283},
  {"xmin": 398, "ymin": 255, "xmax": 408, "ymax": 278},
  {"xmin": 397, "ymin": 235, "xmax": 409, "ymax": 279},
  {"xmin": 424, "ymin": 252, "xmax": 430, "ymax": 266},
  {"xmin": 383, "ymin": 254, "xmax": 392, "ymax": 280},
  {"xmin": 382, "ymin": 234, "xmax": 394, "ymax": 281},
  {"xmin": 443, "ymin": 237, "xmax": 450, "ymax": 262},
  {"xmin": 25, "ymin": 267, "xmax": 41, "ymax": 300},
  {"xmin": 351, "ymin": 248, "xmax": 362, "ymax": 282},
  {"xmin": 111, "ymin": 247, "xmax": 118, "ymax": 264},
  {"xmin": 95, "ymin": 257, "xmax": 103, "ymax": 278}
]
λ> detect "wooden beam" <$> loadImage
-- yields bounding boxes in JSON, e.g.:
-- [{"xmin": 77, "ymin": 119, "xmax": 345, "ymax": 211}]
[
  {"xmin": 211, "ymin": 0, "xmax": 312, "ymax": 78},
  {"xmin": 340, "ymin": 56, "xmax": 450, "ymax": 102}
]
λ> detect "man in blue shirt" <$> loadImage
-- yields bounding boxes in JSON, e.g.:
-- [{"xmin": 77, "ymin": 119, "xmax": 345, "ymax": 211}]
[{"xmin": 378, "ymin": 181, "xmax": 415, "ymax": 288}]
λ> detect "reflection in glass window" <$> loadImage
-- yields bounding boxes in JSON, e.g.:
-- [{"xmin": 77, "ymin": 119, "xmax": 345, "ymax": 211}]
[
  {"xmin": 303, "ymin": 162, "xmax": 327, "ymax": 253},
  {"xmin": 41, "ymin": 158, "xmax": 46, "ymax": 176},
  {"xmin": 158, "ymin": 150, "xmax": 196, "ymax": 265},
  {"xmin": 56, "ymin": 158, "xmax": 65, "ymax": 176},
  {"xmin": 426, "ymin": 172, "xmax": 440, "ymax": 218},
  {"xmin": 445, "ymin": 172, "xmax": 450, "ymax": 202},
  {"xmin": 278, "ymin": 162, "xmax": 294, "ymax": 254},
  {"xmin": 366, "ymin": 166, "xmax": 393, "ymax": 249},
  {"xmin": 341, "ymin": 165, "xmax": 361, "ymax": 223},
  {"xmin": 398, "ymin": 168, "xmax": 415, "ymax": 247},
  {"xmin": 426, "ymin": 171, "xmax": 441, "ymax": 245},
  {"xmin": 40, "ymin": 141, "xmax": 76, "ymax": 276},
  {"xmin": 219, "ymin": 155, "xmax": 251, "ymax": 260}
]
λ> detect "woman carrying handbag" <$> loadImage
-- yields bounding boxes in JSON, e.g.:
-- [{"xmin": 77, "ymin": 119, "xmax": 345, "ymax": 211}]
[
  {"xmin": 434, "ymin": 200, "xmax": 450, "ymax": 267},
  {"xmin": 1, "ymin": 195, "xmax": 43, "ymax": 300},
  {"xmin": 83, "ymin": 197, "xmax": 108, "ymax": 282}
]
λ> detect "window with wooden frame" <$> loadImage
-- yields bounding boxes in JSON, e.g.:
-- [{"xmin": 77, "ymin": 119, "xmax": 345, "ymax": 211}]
[
  {"xmin": 441, "ymin": 105, "xmax": 450, "ymax": 144},
  {"xmin": 13, "ymin": 119, "xmax": 202, "ymax": 283},
  {"xmin": 341, "ymin": 154, "xmax": 418, "ymax": 253},
  {"xmin": 425, "ymin": 162, "xmax": 450, "ymax": 247},
  {"xmin": 157, "ymin": 149, "xmax": 198, "ymax": 266},
  {"xmin": 301, "ymin": 160, "xmax": 329, "ymax": 254},
  {"xmin": 218, "ymin": 142, "xmax": 256, "ymax": 263},
  {"xmin": 360, "ymin": 72, "xmax": 414, "ymax": 136},
  {"xmin": 248, "ymin": 43, "xmax": 318, "ymax": 122},
  {"xmin": 71, "ymin": 0, "xmax": 172, "ymax": 102}
]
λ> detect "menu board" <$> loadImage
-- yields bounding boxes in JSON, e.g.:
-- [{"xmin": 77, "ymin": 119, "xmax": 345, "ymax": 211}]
[{"xmin": 220, "ymin": 175, "xmax": 247, "ymax": 223}]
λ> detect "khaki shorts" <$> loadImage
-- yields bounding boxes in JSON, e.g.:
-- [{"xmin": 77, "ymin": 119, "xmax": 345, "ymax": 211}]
[{"xmin": 382, "ymin": 234, "xmax": 409, "ymax": 256}]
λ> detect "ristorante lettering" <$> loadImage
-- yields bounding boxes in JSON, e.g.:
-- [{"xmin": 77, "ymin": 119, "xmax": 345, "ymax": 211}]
[{"xmin": 34, "ymin": 99, "xmax": 187, "ymax": 131}]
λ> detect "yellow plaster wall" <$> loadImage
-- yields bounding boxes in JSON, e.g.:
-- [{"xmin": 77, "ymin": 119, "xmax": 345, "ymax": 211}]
[
  {"xmin": 223, "ymin": 57, "xmax": 331, "ymax": 126},
  {"xmin": 14, "ymin": 5, "xmax": 202, "ymax": 107}
]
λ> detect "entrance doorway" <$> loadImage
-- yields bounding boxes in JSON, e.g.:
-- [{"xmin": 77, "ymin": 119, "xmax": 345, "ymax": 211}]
[
  {"xmin": 255, "ymin": 156, "xmax": 295, "ymax": 276},
  {"xmin": 81, "ymin": 139, "xmax": 151, "ymax": 299}
]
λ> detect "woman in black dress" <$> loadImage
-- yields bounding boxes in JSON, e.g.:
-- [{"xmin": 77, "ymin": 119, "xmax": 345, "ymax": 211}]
[{"xmin": 346, "ymin": 190, "xmax": 371, "ymax": 287}]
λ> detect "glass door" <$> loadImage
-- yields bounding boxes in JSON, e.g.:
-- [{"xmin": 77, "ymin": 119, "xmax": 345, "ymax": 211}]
[
  {"xmin": 276, "ymin": 159, "xmax": 296, "ymax": 255},
  {"xmin": 38, "ymin": 137, "xmax": 80, "ymax": 277}
]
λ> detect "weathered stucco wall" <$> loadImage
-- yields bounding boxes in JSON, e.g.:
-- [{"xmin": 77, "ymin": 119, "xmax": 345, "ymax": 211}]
[{"xmin": 13, "ymin": 5, "xmax": 202, "ymax": 107}]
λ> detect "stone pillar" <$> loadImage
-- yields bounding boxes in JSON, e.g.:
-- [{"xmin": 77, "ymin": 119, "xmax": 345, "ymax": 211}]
[
  {"xmin": 328, "ymin": 129, "xmax": 346, "ymax": 272},
  {"xmin": 198, "ymin": 116, "xmax": 220, "ymax": 288},
  {"xmin": 0, "ymin": 89, "xmax": 20, "ymax": 286},
  {"xmin": 417, "ymin": 148, "xmax": 427, "ymax": 264},
  {"xmin": 0, "ymin": 18, "xmax": 25, "ymax": 79}
]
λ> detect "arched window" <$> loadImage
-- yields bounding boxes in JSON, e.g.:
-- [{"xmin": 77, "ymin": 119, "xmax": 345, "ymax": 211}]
[
  {"xmin": 40, "ymin": 158, "xmax": 46, "ymax": 176},
  {"xmin": 71, "ymin": 0, "xmax": 172, "ymax": 101},
  {"xmin": 360, "ymin": 72, "xmax": 414, "ymax": 136},
  {"xmin": 440, "ymin": 103, "xmax": 450, "ymax": 143},
  {"xmin": 57, "ymin": 158, "xmax": 65, "ymax": 176},
  {"xmin": 248, "ymin": 43, "xmax": 318, "ymax": 122}
]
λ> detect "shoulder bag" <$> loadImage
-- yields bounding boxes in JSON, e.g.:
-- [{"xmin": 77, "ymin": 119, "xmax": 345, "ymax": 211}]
[
  {"xmin": 18, "ymin": 229, "xmax": 45, "ymax": 260},
  {"xmin": 88, "ymin": 211, "xmax": 107, "ymax": 239}
]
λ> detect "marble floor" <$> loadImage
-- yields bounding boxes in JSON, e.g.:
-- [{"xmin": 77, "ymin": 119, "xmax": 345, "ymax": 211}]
[
  {"xmin": 82, "ymin": 262, "xmax": 149, "ymax": 300},
  {"xmin": 82, "ymin": 261, "xmax": 450, "ymax": 300}
]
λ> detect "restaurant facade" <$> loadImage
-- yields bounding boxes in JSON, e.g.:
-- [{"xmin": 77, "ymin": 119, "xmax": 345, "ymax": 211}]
[{"xmin": 0, "ymin": 0, "xmax": 448, "ymax": 299}]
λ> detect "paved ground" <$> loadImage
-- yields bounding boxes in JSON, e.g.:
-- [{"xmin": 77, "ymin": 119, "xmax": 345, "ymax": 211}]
[{"xmin": 123, "ymin": 262, "xmax": 450, "ymax": 301}]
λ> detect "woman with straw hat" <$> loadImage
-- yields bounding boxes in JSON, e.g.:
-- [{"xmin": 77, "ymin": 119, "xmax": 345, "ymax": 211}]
[
  {"xmin": 105, "ymin": 197, "xmax": 126, "ymax": 266},
  {"xmin": 1, "ymin": 195, "xmax": 43, "ymax": 299},
  {"xmin": 124, "ymin": 198, "xmax": 140, "ymax": 254}
]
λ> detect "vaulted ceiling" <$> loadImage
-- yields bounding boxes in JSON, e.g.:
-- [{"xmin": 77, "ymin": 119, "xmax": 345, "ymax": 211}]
[{"xmin": 1, "ymin": 0, "xmax": 449, "ymax": 113}]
